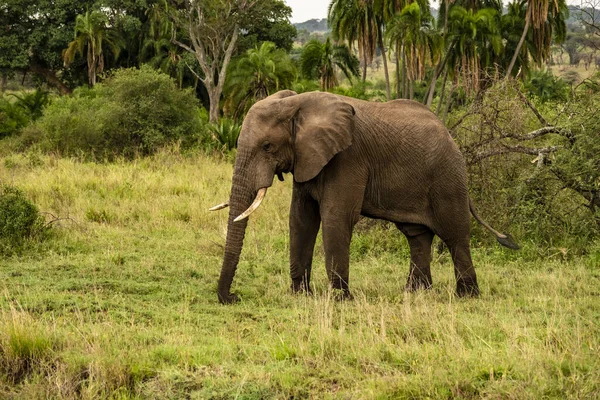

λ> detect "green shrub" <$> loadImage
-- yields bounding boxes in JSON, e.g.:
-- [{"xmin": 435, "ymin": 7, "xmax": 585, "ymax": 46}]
[
  {"xmin": 9, "ymin": 89, "xmax": 50, "ymax": 121},
  {"xmin": 206, "ymin": 118, "xmax": 241, "ymax": 152},
  {"xmin": 0, "ymin": 184, "xmax": 47, "ymax": 255},
  {"xmin": 31, "ymin": 66, "xmax": 206, "ymax": 158},
  {"xmin": 0, "ymin": 97, "xmax": 30, "ymax": 139},
  {"xmin": 524, "ymin": 69, "xmax": 568, "ymax": 102}
]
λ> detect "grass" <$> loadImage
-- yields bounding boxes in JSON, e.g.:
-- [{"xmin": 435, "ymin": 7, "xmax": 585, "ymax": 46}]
[{"xmin": 0, "ymin": 149, "xmax": 599, "ymax": 398}]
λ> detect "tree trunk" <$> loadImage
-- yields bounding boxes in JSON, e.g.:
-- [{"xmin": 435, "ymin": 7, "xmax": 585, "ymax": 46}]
[
  {"xmin": 506, "ymin": 11, "xmax": 531, "ymax": 79},
  {"xmin": 424, "ymin": 42, "xmax": 455, "ymax": 107},
  {"xmin": 401, "ymin": 45, "xmax": 407, "ymax": 98},
  {"xmin": 436, "ymin": 67, "xmax": 450, "ymax": 116},
  {"xmin": 395, "ymin": 42, "xmax": 401, "ymax": 99},
  {"xmin": 442, "ymin": 81, "xmax": 457, "ymax": 124},
  {"xmin": 362, "ymin": 47, "xmax": 368, "ymax": 83},
  {"xmin": 28, "ymin": 64, "xmax": 72, "ymax": 95},
  {"xmin": 423, "ymin": 0, "xmax": 451, "ymax": 107},
  {"xmin": 377, "ymin": 26, "xmax": 390, "ymax": 101},
  {"xmin": 208, "ymin": 86, "xmax": 220, "ymax": 124}
]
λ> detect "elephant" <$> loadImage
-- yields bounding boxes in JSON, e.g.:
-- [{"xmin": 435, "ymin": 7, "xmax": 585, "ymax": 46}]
[{"xmin": 210, "ymin": 90, "xmax": 519, "ymax": 304}]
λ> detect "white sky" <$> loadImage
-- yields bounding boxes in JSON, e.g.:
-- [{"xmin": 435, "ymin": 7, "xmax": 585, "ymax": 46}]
[
  {"xmin": 285, "ymin": 0, "xmax": 585, "ymax": 23},
  {"xmin": 285, "ymin": 0, "xmax": 329, "ymax": 23}
]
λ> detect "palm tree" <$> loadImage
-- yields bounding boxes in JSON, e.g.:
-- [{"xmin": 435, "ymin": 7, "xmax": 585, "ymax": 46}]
[
  {"xmin": 445, "ymin": 6, "xmax": 503, "ymax": 92},
  {"xmin": 224, "ymin": 41, "xmax": 296, "ymax": 120},
  {"xmin": 328, "ymin": 0, "xmax": 377, "ymax": 83},
  {"xmin": 506, "ymin": 0, "xmax": 568, "ymax": 78},
  {"xmin": 63, "ymin": 11, "xmax": 124, "ymax": 86},
  {"xmin": 424, "ymin": 0, "xmax": 503, "ymax": 106},
  {"xmin": 300, "ymin": 38, "xmax": 360, "ymax": 91},
  {"xmin": 386, "ymin": 2, "xmax": 442, "ymax": 99}
]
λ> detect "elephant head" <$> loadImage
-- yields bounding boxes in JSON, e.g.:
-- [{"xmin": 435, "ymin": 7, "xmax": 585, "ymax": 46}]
[{"xmin": 212, "ymin": 90, "xmax": 356, "ymax": 304}]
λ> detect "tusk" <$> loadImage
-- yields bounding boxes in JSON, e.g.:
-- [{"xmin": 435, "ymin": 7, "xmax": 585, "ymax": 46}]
[
  {"xmin": 209, "ymin": 202, "xmax": 229, "ymax": 211},
  {"xmin": 234, "ymin": 188, "xmax": 267, "ymax": 222}
]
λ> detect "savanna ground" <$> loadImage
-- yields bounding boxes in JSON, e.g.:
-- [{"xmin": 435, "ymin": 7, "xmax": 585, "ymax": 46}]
[{"xmin": 0, "ymin": 150, "xmax": 599, "ymax": 399}]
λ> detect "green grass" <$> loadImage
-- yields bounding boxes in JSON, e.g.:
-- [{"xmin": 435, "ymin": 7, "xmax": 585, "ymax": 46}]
[{"xmin": 0, "ymin": 150, "xmax": 599, "ymax": 398}]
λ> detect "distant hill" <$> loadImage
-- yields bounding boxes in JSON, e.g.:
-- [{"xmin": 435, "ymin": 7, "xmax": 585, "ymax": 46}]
[{"xmin": 293, "ymin": 18, "xmax": 328, "ymax": 33}]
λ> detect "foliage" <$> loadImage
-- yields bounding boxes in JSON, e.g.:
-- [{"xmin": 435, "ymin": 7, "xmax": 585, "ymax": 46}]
[
  {"xmin": 524, "ymin": 69, "xmax": 568, "ymax": 101},
  {"xmin": 0, "ymin": 183, "xmax": 47, "ymax": 255},
  {"xmin": 63, "ymin": 10, "xmax": 125, "ymax": 87},
  {"xmin": 300, "ymin": 38, "xmax": 360, "ymax": 91},
  {"xmin": 8, "ymin": 89, "xmax": 50, "ymax": 121},
  {"xmin": 236, "ymin": 0, "xmax": 297, "ymax": 53},
  {"xmin": 206, "ymin": 118, "xmax": 242, "ymax": 152},
  {"xmin": 386, "ymin": 2, "xmax": 441, "ymax": 82},
  {"xmin": 30, "ymin": 66, "xmax": 204, "ymax": 158},
  {"xmin": 0, "ymin": 97, "xmax": 30, "ymax": 139},
  {"xmin": 0, "ymin": 0, "xmax": 96, "ymax": 93},
  {"xmin": 224, "ymin": 41, "xmax": 296, "ymax": 120},
  {"xmin": 450, "ymin": 82, "xmax": 599, "ymax": 246},
  {"xmin": 332, "ymin": 81, "xmax": 387, "ymax": 101},
  {"xmin": 446, "ymin": 6, "xmax": 503, "ymax": 91}
]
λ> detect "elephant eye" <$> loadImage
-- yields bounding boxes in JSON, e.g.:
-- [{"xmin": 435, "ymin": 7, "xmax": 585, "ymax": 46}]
[{"xmin": 262, "ymin": 141, "xmax": 272, "ymax": 151}]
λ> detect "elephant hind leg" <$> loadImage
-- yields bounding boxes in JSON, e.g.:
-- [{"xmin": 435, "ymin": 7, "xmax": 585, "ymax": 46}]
[
  {"xmin": 396, "ymin": 223, "xmax": 434, "ymax": 291},
  {"xmin": 444, "ymin": 237, "xmax": 479, "ymax": 297}
]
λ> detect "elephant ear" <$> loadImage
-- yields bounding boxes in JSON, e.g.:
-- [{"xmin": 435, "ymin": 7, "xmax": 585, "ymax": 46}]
[{"xmin": 285, "ymin": 92, "xmax": 355, "ymax": 183}]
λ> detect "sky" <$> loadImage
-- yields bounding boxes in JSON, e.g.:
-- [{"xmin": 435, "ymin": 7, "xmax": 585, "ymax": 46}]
[
  {"xmin": 285, "ymin": 0, "xmax": 329, "ymax": 23},
  {"xmin": 284, "ymin": 0, "xmax": 584, "ymax": 23}
]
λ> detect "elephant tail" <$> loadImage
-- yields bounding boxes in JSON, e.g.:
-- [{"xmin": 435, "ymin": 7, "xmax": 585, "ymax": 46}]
[{"xmin": 469, "ymin": 198, "xmax": 520, "ymax": 250}]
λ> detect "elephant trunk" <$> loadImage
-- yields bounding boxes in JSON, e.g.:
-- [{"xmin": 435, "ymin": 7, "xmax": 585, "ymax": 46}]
[{"xmin": 217, "ymin": 156, "xmax": 255, "ymax": 304}]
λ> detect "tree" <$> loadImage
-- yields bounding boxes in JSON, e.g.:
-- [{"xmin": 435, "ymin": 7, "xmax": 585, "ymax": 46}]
[
  {"xmin": 386, "ymin": 2, "xmax": 441, "ymax": 99},
  {"xmin": 328, "ymin": 0, "xmax": 377, "ymax": 83},
  {"xmin": 506, "ymin": 0, "xmax": 569, "ymax": 78},
  {"xmin": 446, "ymin": 6, "xmax": 503, "ymax": 92},
  {"xmin": 236, "ymin": 0, "xmax": 296, "ymax": 53},
  {"xmin": 300, "ymin": 38, "xmax": 360, "ymax": 91},
  {"xmin": 224, "ymin": 41, "xmax": 296, "ymax": 119},
  {"xmin": 0, "ymin": 0, "xmax": 96, "ymax": 94},
  {"xmin": 170, "ymin": 0, "xmax": 258, "ymax": 123},
  {"xmin": 63, "ymin": 11, "xmax": 125, "ymax": 87}
]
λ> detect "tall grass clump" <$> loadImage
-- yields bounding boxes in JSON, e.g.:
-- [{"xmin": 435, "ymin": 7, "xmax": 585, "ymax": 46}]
[
  {"xmin": 0, "ymin": 183, "xmax": 48, "ymax": 255},
  {"xmin": 0, "ymin": 309, "xmax": 60, "ymax": 384},
  {"xmin": 27, "ymin": 66, "xmax": 207, "ymax": 158}
]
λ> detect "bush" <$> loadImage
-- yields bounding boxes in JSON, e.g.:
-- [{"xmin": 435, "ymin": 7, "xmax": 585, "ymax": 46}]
[
  {"xmin": 206, "ymin": 118, "xmax": 241, "ymax": 152},
  {"xmin": 524, "ymin": 69, "xmax": 568, "ymax": 102},
  {"xmin": 0, "ymin": 97, "xmax": 30, "ymax": 139},
  {"xmin": 0, "ymin": 184, "xmax": 47, "ymax": 255},
  {"xmin": 31, "ymin": 66, "xmax": 206, "ymax": 158}
]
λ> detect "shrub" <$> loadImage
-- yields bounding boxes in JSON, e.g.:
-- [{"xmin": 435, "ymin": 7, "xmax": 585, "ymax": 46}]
[
  {"xmin": 524, "ymin": 69, "xmax": 568, "ymax": 102},
  {"xmin": 206, "ymin": 118, "xmax": 241, "ymax": 151},
  {"xmin": 9, "ymin": 89, "xmax": 50, "ymax": 121},
  {"xmin": 31, "ymin": 66, "xmax": 206, "ymax": 158},
  {"xmin": 0, "ymin": 97, "xmax": 30, "ymax": 139},
  {"xmin": 0, "ymin": 184, "xmax": 47, "ymax": 255}
]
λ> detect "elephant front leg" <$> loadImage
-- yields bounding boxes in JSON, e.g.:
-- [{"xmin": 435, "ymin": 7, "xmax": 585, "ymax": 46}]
[
  {"xmin": 321, "ymin": 212, "xmax": 358, "ymax": 299},
  {"xmin": 289, "ymin": 185, "xmax": 320, "ymax": 294}
]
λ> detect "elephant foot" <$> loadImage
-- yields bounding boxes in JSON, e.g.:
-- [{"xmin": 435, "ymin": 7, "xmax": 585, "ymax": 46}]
[
  {"xmin": 217, "ymin": 291, "xmax": 240, "ymax": 304},
  {"xmin": 405, "ymin": 275, "xmax": 433, "ymax": 292},
  {"xmin": 332, "ymin": 288, "xmax": 353, "ymax": 301},
  {"xmin": 291, "ymin": 278, "xmax": 313, "ymax": 295},
  {"xmin": 456, "ymin": 280, "xmax": 480, "ymax": 297}
]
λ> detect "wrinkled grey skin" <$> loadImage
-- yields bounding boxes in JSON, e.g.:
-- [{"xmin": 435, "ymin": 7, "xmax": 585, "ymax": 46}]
[{"xmin": 216, "ymin": 90, "xmax": 517, "ymax": 304}]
